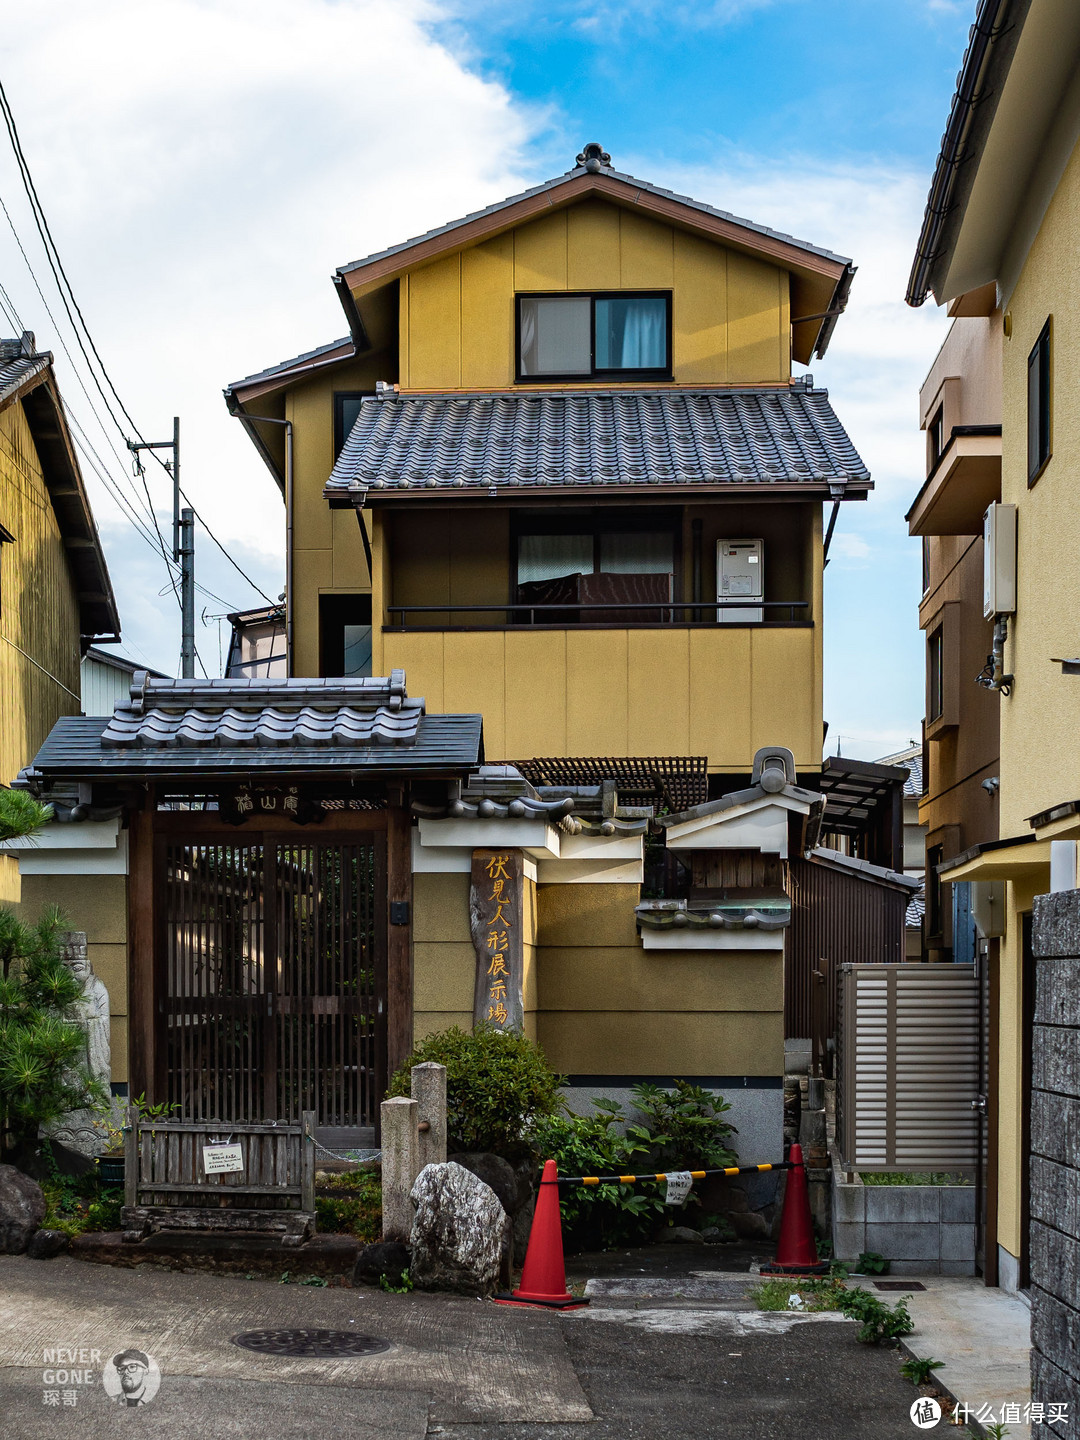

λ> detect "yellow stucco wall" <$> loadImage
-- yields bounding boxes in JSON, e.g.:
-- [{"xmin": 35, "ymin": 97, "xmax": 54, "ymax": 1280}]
[
  {"xmin": 411, "ymin": 875, "xmax": 784, "ymax": 1074},
  {"xmin": 0, "ymin": 399, "xmax": 82, "ymax": 902},
  {"xmin": 288, "ymin": 355, "xmax": 393, "ymax": 677},
  {"xmin": 974, "ymin": 138, "xmax": 1080, "ymax": 1271},
  {"xmin": 398, "ymin": 200, "xmax": 791, "ymax": 391},
  {"xmin": 998, "ymin": 138, "xmax": 1080, "ymax": 835},
  {"xmin": 381, "ymin": 623, "xmax": 819, "ymax": 770},
  {"xmin": 534, "ymin": 883, "xmax": 784, "ymax": 1075},
  {"xmin": 15, "ymin": 873, "xmax": 129, "ymax": 1084}
]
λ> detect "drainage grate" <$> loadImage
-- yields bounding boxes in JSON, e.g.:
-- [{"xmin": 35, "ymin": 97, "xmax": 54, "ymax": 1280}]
[
  {"xmin": 232, "ymin": 1329, "xmax": 391, "ymax": 1357},
  {"xmin": 873, "ymin": 1281, "xmax": 926, "ymax": 1292}
]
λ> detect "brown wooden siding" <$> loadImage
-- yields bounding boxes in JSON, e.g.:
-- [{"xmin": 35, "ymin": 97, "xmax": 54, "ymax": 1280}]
[{"xmin": 785, "ymin": 856, "xmax": 908, "ymax": 1046}]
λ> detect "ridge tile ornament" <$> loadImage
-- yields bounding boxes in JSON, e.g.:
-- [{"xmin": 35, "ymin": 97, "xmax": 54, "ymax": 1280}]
[{"xmin": 470, "ymin": 849, "xmax": 525, "ymax": 1031}]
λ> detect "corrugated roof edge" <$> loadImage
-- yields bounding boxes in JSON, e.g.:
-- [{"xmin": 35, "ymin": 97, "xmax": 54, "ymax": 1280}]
[
  {"xmin": 334, "ymin": 161, "xmax": 853, "ymax": 278},
  {"xmin": 225, "ymin": 335, "xmax": 354, "ymax": 394}
]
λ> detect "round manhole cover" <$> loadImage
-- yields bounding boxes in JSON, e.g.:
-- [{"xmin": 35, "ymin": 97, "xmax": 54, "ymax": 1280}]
[{"xmin": 232, "ymin": 1329, "xmax": 391, "ymax": 1358}]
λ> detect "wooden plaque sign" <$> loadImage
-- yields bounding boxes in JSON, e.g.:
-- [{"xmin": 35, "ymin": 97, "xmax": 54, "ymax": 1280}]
[{"xmin": 471, "ymin": 849, "xmax": 524, "ymax": 1032}]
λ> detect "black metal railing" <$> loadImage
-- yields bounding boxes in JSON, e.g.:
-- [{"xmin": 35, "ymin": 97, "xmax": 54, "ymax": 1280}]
[{"xmin": 385, "ymin": 600, "xmax": 809, "ymax": 629}]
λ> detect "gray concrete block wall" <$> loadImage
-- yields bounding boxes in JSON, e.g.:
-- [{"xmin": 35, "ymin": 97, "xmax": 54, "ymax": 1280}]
[
  {"xmin": 831, "ymin": 1161, "xmax": 975, "ymax": 1274},
  {"xmin": 1031, "ymin": 890, "xmax": 1080, "ymax": 1431}
]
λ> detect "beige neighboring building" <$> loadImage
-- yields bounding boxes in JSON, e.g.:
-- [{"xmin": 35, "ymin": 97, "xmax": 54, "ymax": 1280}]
[{"xmin": 907, "ymin": 0, "xmax": 1080, "ymax": 1293}]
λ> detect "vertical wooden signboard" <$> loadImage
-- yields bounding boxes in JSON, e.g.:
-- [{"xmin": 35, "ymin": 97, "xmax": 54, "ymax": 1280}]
[{"xmin": 471, "ymin": 849, "xmax": 524, "ymax": 1031}]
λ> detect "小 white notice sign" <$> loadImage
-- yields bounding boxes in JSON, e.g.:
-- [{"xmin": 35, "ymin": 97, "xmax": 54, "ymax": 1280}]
[{"xmin": 202, "ymin": 1143, "xmax": 244, "ymax": 1175}]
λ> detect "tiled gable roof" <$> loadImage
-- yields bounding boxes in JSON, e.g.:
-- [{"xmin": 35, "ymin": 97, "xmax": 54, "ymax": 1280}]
[
  {"xmin": 325, "ymin": 386, "xmax": 869, "ymax": 498},
  {"xmin": 101, "ymin": 672, "xmax": 422, "ymax": 749}
]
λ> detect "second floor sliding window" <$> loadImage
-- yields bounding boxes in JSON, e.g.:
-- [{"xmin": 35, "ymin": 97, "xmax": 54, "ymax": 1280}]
[{"xmin": 517, "ymin": 293, "xmax": 671, "ymax": 381}]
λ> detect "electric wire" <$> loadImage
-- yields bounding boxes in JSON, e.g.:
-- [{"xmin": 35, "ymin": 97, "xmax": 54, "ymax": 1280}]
[
  {"xmin": 0, "ymin": 78, "xmax": 275, "ymax": 608},
  {"xmin": 0, "ymin": 189, "xmax": 173, "ymax": 567}
]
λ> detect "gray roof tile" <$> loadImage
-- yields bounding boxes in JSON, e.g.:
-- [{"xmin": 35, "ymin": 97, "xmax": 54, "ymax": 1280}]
[
  {"xmin": 101, "ymin": 671, "xmax": 423, "ymax": 749},
  {"xmin": 326, "ymin": 386, "xmax": 869, "ymax": 496},
  {"xmin": 0, "ymin": 352, "xmax": 49, "ymax": 406}
]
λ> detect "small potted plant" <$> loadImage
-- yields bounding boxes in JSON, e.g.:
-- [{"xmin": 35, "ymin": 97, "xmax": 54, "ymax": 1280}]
[{"xmin": 95, "ymin": 1113, "xmax": 126, "ymax": 1185}]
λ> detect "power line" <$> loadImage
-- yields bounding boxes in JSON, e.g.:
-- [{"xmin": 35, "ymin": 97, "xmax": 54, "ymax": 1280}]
[{"xmin": 0, "ymin": 77, "xmax": 274, "ymax": 609}]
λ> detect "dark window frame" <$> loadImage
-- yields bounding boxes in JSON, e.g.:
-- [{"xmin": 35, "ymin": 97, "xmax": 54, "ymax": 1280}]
[
  {"xmin": 514, "ymin": 290, "xmax": 673, "ymax": 384},
  {"xmin": 928, "ymin": 405, "xmax": 944, "ymax": 471},
  {"xmin": 922, "ymin": 536, "xmax": 931, "ymax": 596},
  {"xmin": 927, "ymin": 627, "xmax": 944, "ymax": 723},
  {"xmin": 1027, "ymin": 318, "xmax": 1052, "ymax": 486},
  {"xmin": 333, "ymin": 392, "xmax": 373, "ymax": 460}
]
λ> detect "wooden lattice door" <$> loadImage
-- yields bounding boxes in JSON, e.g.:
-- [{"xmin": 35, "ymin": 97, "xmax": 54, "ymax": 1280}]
[{"xmin": 158, "ymin": 833, "xmax": 386, "ymax": 1125}]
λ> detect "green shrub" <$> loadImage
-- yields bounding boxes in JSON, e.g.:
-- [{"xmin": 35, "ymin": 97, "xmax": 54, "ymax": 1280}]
[
  {"xmin": 533, "ymin": 1083, "xmax": 739, "ymax": 1253},
  {"xmin": 0, "ymin": 907, "xmax": 108, "ymax": 1160},
  {"xmin": 860, "ymin": 1172, "xmax": 972, "ymax": 1186},
  {"xmin": 314, "ymin": 1170, "xmax": 382, "ymax": 1241},
  {"xmin": 751, "ymin": 1277, "xmax": 847, "ymax": 1312},
  {"xmin": 629, "ymin": 1081, "xmax": 737, "ymax": 1171},
  {"xmin": 532, "ymin": 1104, "xmax": 661, "ymax": 1251},
  {"xmin": 387, "ymin": 1025, "xmax": 563, "ymax": 1155},
  {"xmin": 857, "ymin": 1250, "xmax": 891, "ymax": 1275},
  {"xmin": 836, "ymin": 1288, "xmax": 915, "ymax": 1345},
  {"xmin": 900, "ymin": 1357, "xmax": 945, "ymax": 1385},
  {"xmin": 41, "ymin": 1171, "xmax": 123, "ymax": 1237}
]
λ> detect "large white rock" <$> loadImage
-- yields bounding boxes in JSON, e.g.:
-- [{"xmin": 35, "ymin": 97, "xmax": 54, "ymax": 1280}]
[{"xmin": 409, "ymin": 1161, "xmax": 510, "ymax": 1295}]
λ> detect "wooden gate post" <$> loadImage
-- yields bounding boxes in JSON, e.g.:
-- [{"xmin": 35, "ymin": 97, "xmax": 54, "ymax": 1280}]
[
  {"xmin": 411, "ymin": 1062, "xmax": 447, "ymax": 1170},
  {"xmin": 380, "ymin": 1096, "xmax": 419, "ymax": 1242},
  {"xmin": 301, "ymin": 1110, "xmax": 316, "ymax": 1215}
]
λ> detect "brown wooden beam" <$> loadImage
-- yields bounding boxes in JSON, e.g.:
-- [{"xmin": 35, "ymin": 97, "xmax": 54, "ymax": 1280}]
[{"xmin": 127, "ymin": 791, "xmax": 155, "ymax": 1104}]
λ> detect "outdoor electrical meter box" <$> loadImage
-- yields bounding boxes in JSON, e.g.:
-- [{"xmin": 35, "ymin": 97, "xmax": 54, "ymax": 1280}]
[
  {"xmin": 717, "ymin": 540, "xmax": 764, "ymax": 623},
  {"xmin": 983, "ymin": 503, "xmax": 1017, "ymax": 618}
]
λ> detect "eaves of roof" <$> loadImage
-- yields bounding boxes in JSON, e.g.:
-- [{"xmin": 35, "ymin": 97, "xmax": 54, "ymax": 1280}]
[
  {"xmin": 224, "ymin": 335, "xmax": 355, "ymax": 399},
  {"xmin": 337, "ymin": 162, "xmax": 850, "ymax": 280},
  {"xmin": 904, "ymin": 0, "xmax": 1080, "ymax": 309},
  {"xmin": 334, "ymin": 161, "xmax": 854, "ymax": 365},
  {"xmin": 1, "ymin": 353, "xmax": 120, "ymax": 640},
  {"xmin": 21, "ymin": 712, "xmax": 483, "ymax": 783}
]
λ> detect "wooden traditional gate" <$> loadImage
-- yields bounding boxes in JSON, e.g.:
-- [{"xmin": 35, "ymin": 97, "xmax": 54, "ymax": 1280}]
[{"xmin": 155, "ymin": 830, "xmax": 386, "ymax": 1127}]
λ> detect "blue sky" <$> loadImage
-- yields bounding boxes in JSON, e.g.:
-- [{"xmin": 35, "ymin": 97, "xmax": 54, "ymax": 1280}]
[{"xmin": 1, "ymin": 0, "xmax": 975, "ymax": 757}]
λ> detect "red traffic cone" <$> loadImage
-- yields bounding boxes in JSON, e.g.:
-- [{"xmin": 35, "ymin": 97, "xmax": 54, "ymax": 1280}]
[
  {"xmin": 493, "ymin": 1159, "xmax": 588, "ymax": 1309},
  {"xmin": 759, "ymin": 1143, "xmax": 828, "ymax": 1275}
]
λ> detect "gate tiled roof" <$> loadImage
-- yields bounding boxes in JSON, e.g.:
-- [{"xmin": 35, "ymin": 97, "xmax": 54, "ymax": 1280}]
[
  {"xmin": 18, "ymin": 672, "xmax": 483, "ymax": 783},
  {"xmin": 325, "ymin": 386, "xmax": 869, "ymax": 499}
]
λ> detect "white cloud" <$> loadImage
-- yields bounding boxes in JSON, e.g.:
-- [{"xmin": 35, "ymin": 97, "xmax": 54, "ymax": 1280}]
[
  {"xmin": 0, "ymin": 0, "xmax": 534, "ymax": 670},
  {"xmin": 828, "ymin": 532, "xmax": 871, "ymax": 562}
]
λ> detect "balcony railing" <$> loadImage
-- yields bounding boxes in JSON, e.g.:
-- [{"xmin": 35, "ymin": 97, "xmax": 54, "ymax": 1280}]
[{"xmin": 384, "ymin": 600, "xmax": 810, "ymax": 630}]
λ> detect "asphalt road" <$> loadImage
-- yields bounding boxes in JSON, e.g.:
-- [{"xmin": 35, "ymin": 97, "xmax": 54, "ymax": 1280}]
[{"xmin": 0, "ymin": 1254, "xmax": 964, "ymax": 1439}]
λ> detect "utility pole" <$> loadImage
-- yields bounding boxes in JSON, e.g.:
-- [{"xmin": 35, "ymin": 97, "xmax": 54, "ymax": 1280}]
[{"xmin": 128, "ymin": 418, "xmax": 195, "ymax": 678}]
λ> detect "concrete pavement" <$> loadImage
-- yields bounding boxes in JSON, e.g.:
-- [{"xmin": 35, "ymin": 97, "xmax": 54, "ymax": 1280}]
[{"xmin": 0, "ymin": 1254, "xmax": 959, "ymax": 1439}]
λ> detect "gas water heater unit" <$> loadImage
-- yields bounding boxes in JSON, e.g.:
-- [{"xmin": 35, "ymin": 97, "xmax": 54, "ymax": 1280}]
[{"xmin": 717, "ymin": 540, "xmax": 764, "ymax": 623}]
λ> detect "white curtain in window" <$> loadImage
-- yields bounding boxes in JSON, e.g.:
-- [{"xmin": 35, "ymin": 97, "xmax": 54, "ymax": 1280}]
[
  {"xmin": 519, "ymin": 297, "xmax": 591, "ymax": 375},
  {"xmin": 595, "ymin": 297, "xmax": 666, "ymax": 370},
  {"xmin": 517, "ymin": 533, "xmax": 593, "ymax": 584}
]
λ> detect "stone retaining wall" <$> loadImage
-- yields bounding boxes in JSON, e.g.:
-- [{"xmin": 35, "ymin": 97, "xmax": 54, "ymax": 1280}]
[{"xmin": 1030, "ymin": 890, "xmax": 1080, "ymax": 1436}]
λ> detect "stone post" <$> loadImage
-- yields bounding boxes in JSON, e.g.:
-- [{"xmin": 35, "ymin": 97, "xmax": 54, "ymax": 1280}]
[
  {"xmin": 412, "ymin": 1062, "xmax": 447, "ymax": 1171},
  {"xmin": 380, "ymin": 1096, "xmax": 419, "ymax": 1242}
]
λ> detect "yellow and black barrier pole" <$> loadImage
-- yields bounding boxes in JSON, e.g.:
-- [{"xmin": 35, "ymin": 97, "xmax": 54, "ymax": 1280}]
[{"xmin": 556, "ymin": 1161, "xmax": 794, "ymax": 1187}]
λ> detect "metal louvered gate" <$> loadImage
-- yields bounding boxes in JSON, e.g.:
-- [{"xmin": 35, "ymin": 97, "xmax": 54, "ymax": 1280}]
[
  {"xmin": 838, "ymin": 962, "xmax": 979, "ymax": 1171},
  {"xmin": 158, "ymin": 833, "xmax": 386, "ymax": 1127}
]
